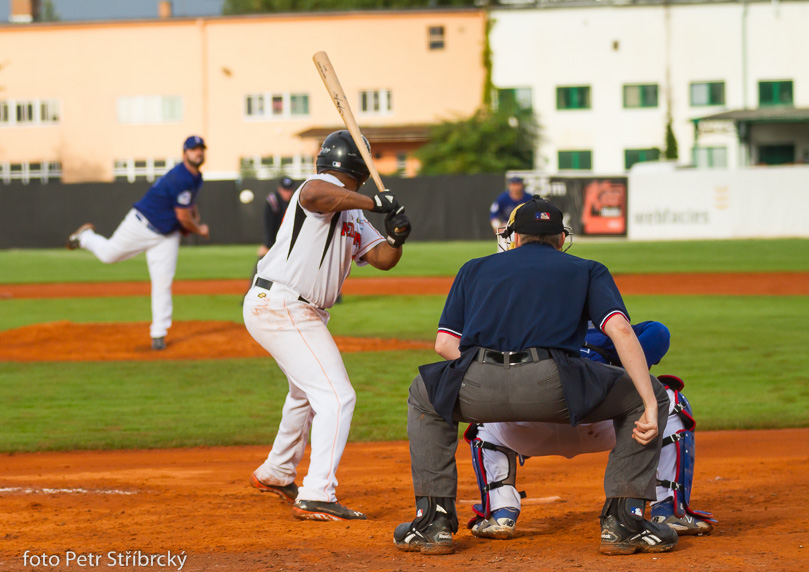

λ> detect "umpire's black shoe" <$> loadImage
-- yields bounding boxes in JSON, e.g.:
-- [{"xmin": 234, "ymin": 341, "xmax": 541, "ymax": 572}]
[
  {"xmin": 599, "ymin": 497, "xmax": 678, "ymax": 555},
  {"xmin": 292, "ymin": 499, "xmax": 366, "ymax": 521},
  {"xmin": 394, "ymin": 497, "xmax": 457, "ymax": 555},
  {"xmin": 393, "ymin": 514, "xmax": 454, "ymax": 555}
]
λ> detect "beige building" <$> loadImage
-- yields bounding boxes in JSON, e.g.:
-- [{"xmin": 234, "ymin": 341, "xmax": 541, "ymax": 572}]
[{"xmin": 0, "ymin": 7, "xmax": 486, "ymax": 183}]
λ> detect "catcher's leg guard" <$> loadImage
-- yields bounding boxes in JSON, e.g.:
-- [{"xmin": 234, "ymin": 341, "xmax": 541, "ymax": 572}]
[
  {"xmin": 464, "ymin": 424, "xmax": 526, "ymax": 529},
  {"xmin": 652, "ymin": 375, "xmax": 716, "ymax": 534}
]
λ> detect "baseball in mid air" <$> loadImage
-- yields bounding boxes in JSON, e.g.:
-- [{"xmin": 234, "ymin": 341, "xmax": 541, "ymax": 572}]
[{"xmin": 239, "ymin": 189, "xmax": 254, "ymax": 204}]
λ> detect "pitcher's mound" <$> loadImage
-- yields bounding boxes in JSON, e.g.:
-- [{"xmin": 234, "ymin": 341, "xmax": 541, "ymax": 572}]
[{"xmin": 0, "ymin": 320, "xmax": 433, "ymax": 362}]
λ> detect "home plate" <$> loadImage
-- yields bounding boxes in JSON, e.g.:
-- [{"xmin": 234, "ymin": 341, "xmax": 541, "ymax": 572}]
[{"xmin": 459, "ymin": 496, "xmax": 561, "ymax": 505}]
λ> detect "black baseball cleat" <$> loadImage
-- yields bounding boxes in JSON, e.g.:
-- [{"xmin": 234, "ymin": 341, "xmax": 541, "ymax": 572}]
[
  {"xmin": 393, "ymin": 497, "xmax": 457, "ymax": 555},
  {"xmin": 599, "ymin": 497, "xmax": 678, "ymax": 555},
  {"xmin": 393, "ymin": 515, "xmax": 454, "ymax": 555},
  {"xmin": 250, "ymin": 472, "xmax": 298, "ymax": 504},
  {"xmin": 151, "ymin": 337, "xmax": 166, "ymax": 351},
  {"xmin": 292, "ymin": 500, "xmax": 366, "ymax": 521}
]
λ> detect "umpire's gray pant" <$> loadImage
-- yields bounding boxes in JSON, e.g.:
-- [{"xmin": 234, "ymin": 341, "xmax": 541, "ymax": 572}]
[{"xmin": 407, "ymin": 356, "xmax": 669, "ymax": 501}]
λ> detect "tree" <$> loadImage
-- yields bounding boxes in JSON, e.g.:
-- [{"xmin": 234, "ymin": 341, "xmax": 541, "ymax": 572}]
[
  {"xmin": 414, "ymin": 106, "xmax": 538, "ymax": 175},
  {"xmin": 36, "ymin": 0, "xmax": 60, "ymax": 22},
  {"xmin": 664, "ymin": 118, "xmax": 678, "ymax": 160}
]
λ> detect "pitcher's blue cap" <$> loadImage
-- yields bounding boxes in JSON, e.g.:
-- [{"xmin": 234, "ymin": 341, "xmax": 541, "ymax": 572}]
[{"xmin": 183, "ymin": 135, "xmax": 207, "ymax": 150}]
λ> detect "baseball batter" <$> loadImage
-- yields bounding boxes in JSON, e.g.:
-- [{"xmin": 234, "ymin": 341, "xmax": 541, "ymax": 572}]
[
  {"xmin": 466, "ymin": 321, "xmax": 715, "ymax": 540},
  {"xmin": 244, "ymin": 130, "xmax": 411, "ymax": 521},
  {"xmin": 66, "ymin": 136, "xmax": 210, "ymax": 350}
]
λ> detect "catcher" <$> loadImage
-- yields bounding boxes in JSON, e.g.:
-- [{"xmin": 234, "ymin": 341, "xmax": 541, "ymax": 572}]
[{"xmin": 465, "ymin": 320, "xmax": 716, "ymax": 540}]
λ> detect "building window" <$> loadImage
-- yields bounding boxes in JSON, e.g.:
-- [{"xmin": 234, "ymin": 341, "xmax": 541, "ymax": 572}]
[
  {"xmin": 239, "ymin": 154, "xmax": 316, "ymax": 179},
  {"xmin": 558, "ymin": 150, "xmax": 593, "ymax": 170},
  {"xmin": 290, "ymin": 94, "xmax": 309, "ymax": 116},
  {"xmin": 429, "ymin": 26, "xmax": 445, "ymax": 50},
  {"xmin": 117, "ymin": 96, "xmax": 183, "ymax": 124},
  {"xmin": 113, "ymin": 158, "xmax": 176, "ymax": 183},
  {"xmin": 16, "ymin": 102, "xmax": 35, "ymax": 123},
  {"xmin": 243, "ymin": 93, "xmax": 310, "ymax": 120},
  {"xmin": 245, "ymin": 94, "xmax": 265, "ymax": 117},
  {"xmin": 556, "ymin": 86, "xmax": 590, "ymax": 110},
  {"xmin": 759, "ymin": 81, "xmax": 793, "ymax": 107},
  {"xmin": 497, "ymin": 87, "xmax": 533, "ymax": 112},
  {"xmin": 690, "ymin": 82, "xmax": 725, "ymax": 107},
  {"xmin": 39, "ymin": 100, "xmax": 60, "ymax": 123},
  {"xmin": 623, "ymin": 84, "xmax": 658, "ymax": 108},
  {"xmin": 625, "ymin": 148, "xmax": 660, "ymax": 170},
  {"xmin": 0, "ymin": 99, "xmax": 60, "ymax": 126},
  {"xmin": 0, "ymin": 161, "xmax": 62, "ymax": 184},
  {"xmin": 359, "ymin": 89, "xmax": 392, "ymax": 115},
  {"xmin": 692, "ymin": 146, "xmax": 727, "ymax": 168}
]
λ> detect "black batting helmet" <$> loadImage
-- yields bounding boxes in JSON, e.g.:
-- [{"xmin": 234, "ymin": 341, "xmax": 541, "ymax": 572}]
[{"xmin": 316, "ymin": 130, "xmax": 370, "ymax": 183}]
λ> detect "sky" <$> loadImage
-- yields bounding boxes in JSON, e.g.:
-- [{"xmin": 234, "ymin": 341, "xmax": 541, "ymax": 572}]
[{"xmin": 2, "ymin": 0, "xmax": 225, "ymax": 21}]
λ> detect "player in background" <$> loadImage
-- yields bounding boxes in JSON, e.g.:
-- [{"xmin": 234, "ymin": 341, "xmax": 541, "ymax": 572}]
[
  {"xmin": 66, "ymin": 136, "xmax": 210, "ymax": 350},
  {"xmin": 244, "ymin": 130, "xmax": 411, "ymax": 521},
  {"xmin": 489, "ymin": 176, "xmax": 530, "ymax": 235}
]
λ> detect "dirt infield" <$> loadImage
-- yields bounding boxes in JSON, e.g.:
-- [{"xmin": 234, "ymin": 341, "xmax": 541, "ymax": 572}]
[
  {"xmin": 3, "ymin": 271, "xmax": 809, "ymax": 299},
  {"xmin": 0, "ymin": 321, "xmax": 432, "ymax": 362},
  {"xmin": 1, "ymin": 429, "xmax": 807, "ymax": 571}
]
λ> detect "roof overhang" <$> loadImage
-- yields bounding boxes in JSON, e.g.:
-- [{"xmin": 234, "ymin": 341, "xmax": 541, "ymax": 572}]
[
  {"xmin": 297, "ymin": 124, "xmax": 433, "ymax": 144},
  {"xmin": 692, "ymin": 107, "xmax": 809, "ymax": 125}
]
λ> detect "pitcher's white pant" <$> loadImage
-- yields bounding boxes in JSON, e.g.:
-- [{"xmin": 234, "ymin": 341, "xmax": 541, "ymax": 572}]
[
  {"xmin": 478, "ymin": 388, "xmax": 681, "ymax": 511},
  {"xmin": 243, "ymin": 282, "xmax": 357, "ymax": 503},
  {"xmin": 79, "ymin": 208, "xmax": 180, "ymax": 339}
]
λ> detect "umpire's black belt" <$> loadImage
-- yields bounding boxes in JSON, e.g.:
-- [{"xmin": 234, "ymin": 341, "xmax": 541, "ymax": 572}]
[
  {"xmin": 478, "ymin": 347, "xmax": 553, "ymax": 367},
  {"xmin": 254, "ymin": 277, "xmax": 312, "ymax": 305}
]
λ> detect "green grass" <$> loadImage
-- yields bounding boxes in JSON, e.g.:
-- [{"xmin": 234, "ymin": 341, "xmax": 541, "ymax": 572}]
[
  {"xmin": 0, "ymin": 353, "xmax": 432, "ymax": 452},
  {"xmin": 2, "ymin": 238, "xmax": 809, "ymax": 284},
  {"xmin": 1, "ymin": 239, "xmax": 807, "ymax": 452}
]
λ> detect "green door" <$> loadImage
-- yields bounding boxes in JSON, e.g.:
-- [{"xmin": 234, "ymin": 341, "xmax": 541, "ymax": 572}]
[{"xmin": 758, "ymin": 144, "xmax": 795, "ymax": 165}]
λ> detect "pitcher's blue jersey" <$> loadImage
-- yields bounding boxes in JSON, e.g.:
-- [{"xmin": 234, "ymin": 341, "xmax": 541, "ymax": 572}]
[{"xmin": 133, "ymin": 163, "xmax": 202, "ymax": 234}]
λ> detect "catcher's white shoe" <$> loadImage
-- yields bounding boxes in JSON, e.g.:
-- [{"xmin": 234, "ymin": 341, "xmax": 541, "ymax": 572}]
[{"xmin": 470, "ymin": 507, "xmax": 519, "ymax": 540}]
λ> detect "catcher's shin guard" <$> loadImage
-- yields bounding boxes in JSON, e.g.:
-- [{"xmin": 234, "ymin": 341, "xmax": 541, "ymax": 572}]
[
  {"xmin": 464, "ymin": 424, "xmax": 526, "ymax": 528},
  {"xmin": 655, "ymin": 375, "xmax": 716, "ymax": 526}
]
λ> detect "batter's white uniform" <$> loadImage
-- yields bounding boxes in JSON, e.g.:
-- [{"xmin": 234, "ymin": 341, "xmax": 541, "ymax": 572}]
[
  {"xmin": 243, "ymin": 173, "xmax": 385, "ymax": 503},
  {"xmin": 79, "ymin": 209, "xmax": 180, "ymax": 339},
  {"xmin": 474, "ymin": 388, "xmax": 682, "ymax": 511}
]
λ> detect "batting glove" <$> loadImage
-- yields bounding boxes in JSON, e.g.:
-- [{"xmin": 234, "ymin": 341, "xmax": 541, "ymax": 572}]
[
  {"xmin": 371, "ymin": 191, "xmax": 404, "ymax": 215},
  {"xmin": 385, "ymin": 212, "xmax": 411, "ymax": 248}
]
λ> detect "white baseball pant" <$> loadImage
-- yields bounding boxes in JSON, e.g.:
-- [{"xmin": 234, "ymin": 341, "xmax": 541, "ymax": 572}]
[
  {"xmin": 243, "ymin": 282, "xmax": 356, "ymax": 503},
  {"xmin": 79, "ymin": 208, "xmax": 180, "ymax": 339},
  {"xmin": 478, "ymin": 388, "xmax": 682, "ymax": 511}
]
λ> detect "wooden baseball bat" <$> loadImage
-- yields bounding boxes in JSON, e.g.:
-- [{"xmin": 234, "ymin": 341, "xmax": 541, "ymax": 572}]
[{"xmin": 313, "ymin": 51, "xmax": 386, "ymax": 194}]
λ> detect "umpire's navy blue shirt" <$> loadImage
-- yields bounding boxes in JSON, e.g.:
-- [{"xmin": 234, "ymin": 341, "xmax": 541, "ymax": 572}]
[
  {"xmin": 133, "ymin": 162, "xmax": 203, "ymax": 235},
  {"xmin": 438, "ymin": 242, "xmax": 629, "ymax": 353}
]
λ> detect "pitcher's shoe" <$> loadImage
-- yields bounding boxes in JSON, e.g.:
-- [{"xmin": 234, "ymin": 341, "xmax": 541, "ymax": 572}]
[
  {"xmin": 651, "ymin": 498, "xmax": 713, "ymax": 536},
  {"xmin": 470, "ymin": 507, "xmax": 519, "ymax": 540},
  {"xmin": 293, "ymin": 499, "xmax": 366, "ymax": 521},
  {"xmin": 66, "ymin": 223, "xmax": 94, "ymax": 250},
  {"xmin": 394, "ymin": 514, "xmax": 454, "ymax": 555},
  {"xmin": 250, "ymin": 472, "xmax": 298, "ymax": 504},
  {"xmin": 151, "ymin": 337, "xmax": 166, "ymax": 351}
]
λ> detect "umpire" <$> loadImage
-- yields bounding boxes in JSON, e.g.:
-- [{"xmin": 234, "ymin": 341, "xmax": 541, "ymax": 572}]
[{"xmin": 393, "ymin": 197, "xmax": 677, "ymax": 556}]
